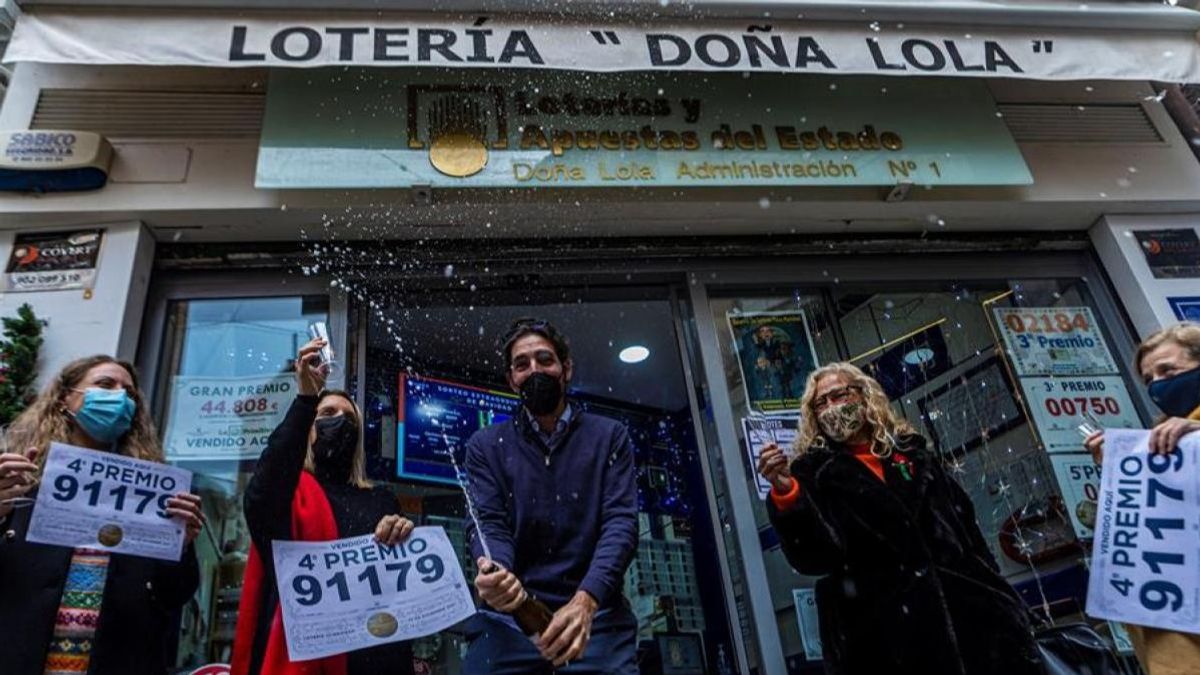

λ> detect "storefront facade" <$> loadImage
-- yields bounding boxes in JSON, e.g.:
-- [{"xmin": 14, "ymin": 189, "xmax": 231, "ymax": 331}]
[{"xmin": 2, "ymin": 3, "xmax": 1200, "ymax": 673}]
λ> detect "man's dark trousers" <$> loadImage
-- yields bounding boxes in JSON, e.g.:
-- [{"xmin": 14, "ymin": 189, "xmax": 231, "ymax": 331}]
[{"xmin": 462, "ymin": 605, "xmax": 638, "ymax": 674}]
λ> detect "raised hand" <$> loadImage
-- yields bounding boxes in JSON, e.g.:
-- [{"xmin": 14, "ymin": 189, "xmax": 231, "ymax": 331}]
[
  {"xmin": 757, "ymin": 443, "xmax": 793, "ymax": 492},
  {"xmin": 1149, "ymin": 417, "xmax": 1200, "ymax": 456},
  {"xmin": 537, "ymin": 590, "xmax": 597, "ymax": 666},
  {"xmin": 164, "ymin": 492, "xmax": 206, "ymax": 545},
  {"xmin": 374, "ymin": 514, "xmax": 415, "ymax": 546},
  {"xmin": 295, "ymin": 338, "xmax": 329, "ymax": 396},
  {"xmin": 1084, "ymin": 431, "xmax": 1104, "ymax": 465},
  {"xmin": 0, "ymin": 447, "xmax": 40, "ymax": 518},
  {"xmin": 474, "ymin": 557, "xmax": 525, "ymax": 613}
]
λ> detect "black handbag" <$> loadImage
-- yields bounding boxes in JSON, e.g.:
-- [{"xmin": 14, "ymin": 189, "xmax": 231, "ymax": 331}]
[{"xmin": 1035, "ymin": 622, "xmax": 1128, "ymax": 675}]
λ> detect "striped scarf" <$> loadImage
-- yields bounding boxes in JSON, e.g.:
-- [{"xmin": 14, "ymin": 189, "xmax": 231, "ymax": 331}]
[{"xmin": 43, "ymin": 548, "xmax": 110, "ymax": 675}]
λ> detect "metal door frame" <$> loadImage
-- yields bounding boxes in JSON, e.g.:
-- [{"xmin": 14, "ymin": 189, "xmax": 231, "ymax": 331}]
[{"xmin": 136, "ymin": 270, "xmax": 349, "ymax": 423}]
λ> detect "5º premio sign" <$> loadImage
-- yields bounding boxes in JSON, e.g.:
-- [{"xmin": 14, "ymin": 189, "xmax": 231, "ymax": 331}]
[{"xmin": 0, "ymin": 130, "xmax": 113, "ymax": 192}]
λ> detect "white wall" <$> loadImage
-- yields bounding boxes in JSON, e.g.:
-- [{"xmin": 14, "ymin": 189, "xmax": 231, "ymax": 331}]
[
  {"xmin": 0, "ymin": 220, "xmax": 155, "ymax": 388},
  {"xmin": 1090, "ymin": 214, "xmax": 1200, "ymax": 339},
  {"xmin": 2, "ymin": 64, "xmax": 1200, "ymax": 241}
]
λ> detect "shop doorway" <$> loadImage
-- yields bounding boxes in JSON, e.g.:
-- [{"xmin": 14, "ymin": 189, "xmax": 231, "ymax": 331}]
[{"xmin": 354, "ymin": 279, "xmax": 739, "ymax": 675}]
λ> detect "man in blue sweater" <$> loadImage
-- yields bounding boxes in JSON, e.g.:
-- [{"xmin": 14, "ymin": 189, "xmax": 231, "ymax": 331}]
[{"xmin": 463, "ymin": 317, "xmax": 639, "ymax": 673}]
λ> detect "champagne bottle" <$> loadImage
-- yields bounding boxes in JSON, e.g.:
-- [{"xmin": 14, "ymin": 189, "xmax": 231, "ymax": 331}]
[{"xmin": 510, "ymin": 592, "xmax": 555, "ymax": 636}]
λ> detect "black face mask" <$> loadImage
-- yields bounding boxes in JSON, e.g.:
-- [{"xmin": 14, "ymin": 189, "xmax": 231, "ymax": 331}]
[
  {"xmin": 312, "ymin": 414, "xmax": 358, "ymax": 482},
  {"xmin": 520, "ymin": 372, "xmax": 564, "ymax": 416}
]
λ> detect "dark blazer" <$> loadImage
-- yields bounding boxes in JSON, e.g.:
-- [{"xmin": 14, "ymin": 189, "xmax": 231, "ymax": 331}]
[
  {"xmin": 767, "ymin": 434, "xmax": 1043, "ymax": 675},
  {"xmin": 0, "ymin": 496, "xmax": 199, "ymax": 675}
]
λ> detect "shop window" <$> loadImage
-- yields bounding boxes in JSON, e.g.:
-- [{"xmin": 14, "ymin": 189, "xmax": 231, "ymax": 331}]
[
  {"xmin": 358, "ymin": 285, "xmax": 738, "ymax": 675},
  {"xmin": 154, "ymin": 296, "xmax": 329, "ymax": 668},
  {"xmin": 709, "ymin": 279, "xmax": 1146, "ymax": 674}
]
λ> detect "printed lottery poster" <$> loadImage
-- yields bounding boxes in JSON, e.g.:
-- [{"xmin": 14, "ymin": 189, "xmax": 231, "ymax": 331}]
[
  {"xmin": 164, "ymin": 373, "xmax": 294, "ymax": 461},
  {"xmin": 1049, "ymin": 453, "xmax": 1102, "ymax": 539},
  {"xmin": 1086, "ymin": 430, "xmax": 1200, "ymax": 634},
  {"xmin": 728, "ymin": 310, "xmax": 819, "ymax": 413},
  {"xmin": 992, "ymin": 307, "xmax": 1118, "ymax": 377},
  {"xmin": 273, "ymin": 527, "xmax": 475, "ymax": 661},
  {"xmin": 792, "ymin": 588, "xmax": 823, "ymax": 661},
  {"xmin": 1019, "ymin": 376, "xmax": 1141, "ymax": 453},
  {"xmin": 26, "ymin": 443, "xmax": 192, "ymax": 561},
  {"xmin": 741, "ymin": 415, "xmax": 799, "ymax": 499}
]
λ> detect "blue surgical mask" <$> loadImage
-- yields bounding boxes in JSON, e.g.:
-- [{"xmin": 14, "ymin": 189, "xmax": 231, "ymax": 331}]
[
  {"xmin": 70, "ymin": 388, "xmax": 136, "ymax": 444},
  {"xmin": 1147, "ymin": 366, "xmax": 1200, "ymax": 418}
]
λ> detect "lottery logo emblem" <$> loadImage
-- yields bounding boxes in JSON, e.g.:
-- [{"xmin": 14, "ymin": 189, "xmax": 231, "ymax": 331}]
[
  {"xmin": 367, "ymin": 611, "xmax": 399, "ymax": 638},
  {"xmin": 426, "ymin": 96, "xmax": 489, "ymax": 178},
  {"xmin": 406, "ymin": 85, "xmax": 508, "ymax": 180},
  {"xmin": 97, "ymin": 523, "xmax": 124, "ymax": 547}
]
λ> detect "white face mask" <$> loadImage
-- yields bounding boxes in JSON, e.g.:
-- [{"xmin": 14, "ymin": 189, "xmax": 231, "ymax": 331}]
[{"xmin": 817, "ymin": 401, "xmax": 866, "ymax": 442}]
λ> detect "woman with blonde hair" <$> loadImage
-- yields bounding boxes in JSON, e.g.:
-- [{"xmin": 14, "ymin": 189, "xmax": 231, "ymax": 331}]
[
  {"xmin": 1085, "ymin": 322, "xmax": 1200, "ymax": 675},
  {"xmin": 233, "ymin": 338, "xmax": 417, "ymax": 675},
  {"xmin": 0, "ymin": 354, "xmax": 204, "ymax": 675},
  {"xmin": 758, "ymin": 362, "xmax": 1042, "ymax": 675}
]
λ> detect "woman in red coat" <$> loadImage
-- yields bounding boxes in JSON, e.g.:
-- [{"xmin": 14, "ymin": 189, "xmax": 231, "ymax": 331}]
[{"xmin": 233, "ymin": 338, "xmax": 416, "ymax": 675}]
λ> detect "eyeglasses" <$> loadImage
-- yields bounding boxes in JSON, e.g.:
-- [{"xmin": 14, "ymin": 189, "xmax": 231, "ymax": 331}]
[{"xmin": 812, "ymin": 385, "xmax": 862, "ymax": 410}]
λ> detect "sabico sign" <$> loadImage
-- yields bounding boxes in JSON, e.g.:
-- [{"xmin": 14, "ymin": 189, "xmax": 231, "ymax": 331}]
[
  {"xmin": 0, "ymin": 131, "xmax": 113, "ymax": 192},
  {"xmin": 257, "ymin": 70, "xmax": 1032, "ymax": 189}
]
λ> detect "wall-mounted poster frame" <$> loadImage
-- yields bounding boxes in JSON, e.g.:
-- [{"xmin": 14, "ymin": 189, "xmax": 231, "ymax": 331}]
[
  {"xmin": 916, "ymin": 357, "xmax": 1024, "ymax": 453},
  {"xmin": 726, "ymin": 309, "xmax": 819, "ymax": 414}
]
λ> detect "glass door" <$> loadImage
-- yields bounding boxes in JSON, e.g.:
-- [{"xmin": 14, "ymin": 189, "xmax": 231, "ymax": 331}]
[
  {"xmin": 353, "ymin": 279, "xmax": 739, "ymax": 675},
  {"xmin": 142, "ymin": 283, "xmax": 334, "ymax": 670}
]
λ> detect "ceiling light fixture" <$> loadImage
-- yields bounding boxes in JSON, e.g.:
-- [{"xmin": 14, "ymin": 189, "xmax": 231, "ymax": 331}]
[
  {"xmin": 902, "ymin": 347, "xmax": 936, "ymax": 366},
  {"xmin": 619, "ymin": 345, "xmax": 650, "ymax": 364}
]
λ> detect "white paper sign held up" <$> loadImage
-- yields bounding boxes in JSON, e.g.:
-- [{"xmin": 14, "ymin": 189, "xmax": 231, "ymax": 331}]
[
  {"xmin": 273, "ymin": 526, "xmax": 475, "ymax": 661},
  {"xmin": 26, "ymin": 443, "xmax": 192, "ymax": 561},
  {"xmin": 742, "ymin": 416, "xmax": 799, "ymax": 499},
  {"xmin": 1086, "ymin": 430, "xmax": 1200, "ymax": 635}
]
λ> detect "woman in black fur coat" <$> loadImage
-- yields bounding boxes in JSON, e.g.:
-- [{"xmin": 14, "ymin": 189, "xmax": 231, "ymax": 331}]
[{"xmin": 758, "ymin": 362, "xmax": 1043, "ymax": 675}]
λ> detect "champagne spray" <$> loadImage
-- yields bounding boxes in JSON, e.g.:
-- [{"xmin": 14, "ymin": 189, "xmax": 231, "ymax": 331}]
[{"xmin": 441, "ymin": 430, "xmax": 554, "ymax": 635}]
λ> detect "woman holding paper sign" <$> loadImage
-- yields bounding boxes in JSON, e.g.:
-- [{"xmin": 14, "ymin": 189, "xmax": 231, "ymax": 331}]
[
  {"xmin": 1084, "ymin": 322, "xmax": 1200, "ymax": 675},
  {"xmin": 0, "ymin": 354, "xmax": 204, "ymax": 675},
  {"xmin": 758, "ymin": 362, "xmax": 1042, "ymax": 675},
  {"xmin": 233, "ymin": 337, "xmax": 416, "ymax": 675}
]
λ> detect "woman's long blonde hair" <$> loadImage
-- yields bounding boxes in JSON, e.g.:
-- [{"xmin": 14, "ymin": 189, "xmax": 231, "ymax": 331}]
[
  {"xmin": 303, "ymin": 389, "xmax": 372, "ymax": 489},
  {"xmin": 7, "ymin": 355, "xmax": 163, "ymax": 469},
  {"xmin": 793, "ymin": 362, "xmax": 915, "ymax": 456}
]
